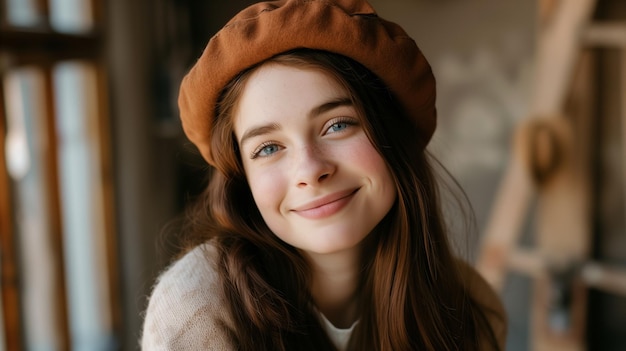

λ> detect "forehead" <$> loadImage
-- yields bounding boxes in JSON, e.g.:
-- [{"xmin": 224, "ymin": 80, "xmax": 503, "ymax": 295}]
[{"xmin": 233, "ymin": 63, "xmax": 350, "ymax": 132}]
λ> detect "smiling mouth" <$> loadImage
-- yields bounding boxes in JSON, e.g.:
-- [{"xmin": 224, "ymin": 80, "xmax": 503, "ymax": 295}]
[{"xmin": 292, "ymin": 189, "xmax": 359, "ymax": 219}]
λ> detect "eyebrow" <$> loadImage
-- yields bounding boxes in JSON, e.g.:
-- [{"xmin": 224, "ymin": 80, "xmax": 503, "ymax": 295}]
[
  {"xmin": 239, "ymin": 123, "xmax": 281, "ymax": 147},
  {"xmin": 308, "ymin": 97, "xmax": 353, "ymax": 119},
  {"xmin": 238, "ymin": 97, "xmax": 353, "ymax": 147}
]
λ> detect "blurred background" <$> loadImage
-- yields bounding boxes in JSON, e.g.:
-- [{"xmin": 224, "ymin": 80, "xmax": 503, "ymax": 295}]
[{"xmin": 0, "ymin": 0, "xmax": 624, "ymax": 350}]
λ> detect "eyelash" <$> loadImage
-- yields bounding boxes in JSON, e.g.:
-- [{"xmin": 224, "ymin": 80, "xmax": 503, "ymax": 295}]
[
  {"xmin": 325, "ymin": 117, "xmax": 358, "ymax": 134},
  {"xmin": 250, "ymin": 141, "xmax": 281, "ymax": 159},
  {"xmin": 248, "ymin": 117, "xmax": 359, "ymax": 160}
]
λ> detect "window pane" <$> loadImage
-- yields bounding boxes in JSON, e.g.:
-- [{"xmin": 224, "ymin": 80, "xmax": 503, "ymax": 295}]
[
  {"xmin": 49, "ymin": 0, "xmax": 94, "ymax": 33},
  {"xmin": 52, "ymin": 61, "xmax": 114, "ymax": 350},
  {"xmin": 3, "ymin": 67, "xmax": 65, "ymax": 350},
  {"xmin": 6, "ymin": 0, "xmax": 44, "ymax": 27}
]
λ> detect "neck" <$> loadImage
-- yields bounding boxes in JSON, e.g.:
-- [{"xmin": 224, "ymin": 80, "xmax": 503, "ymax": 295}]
[{"xmin": 304, "ymin": 247, "xmax": 361, "ymax": 328}]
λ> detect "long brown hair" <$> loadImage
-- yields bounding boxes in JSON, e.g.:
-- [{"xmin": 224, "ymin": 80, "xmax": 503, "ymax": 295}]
[{"xmin": 184, "ymin": 49, "xmax": 501, "ymax": 350}]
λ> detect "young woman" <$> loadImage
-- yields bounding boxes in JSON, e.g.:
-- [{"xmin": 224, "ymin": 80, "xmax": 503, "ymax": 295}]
[{"xmin": 142, "ymin": 1, "xmax": 507, "ymax": 350}]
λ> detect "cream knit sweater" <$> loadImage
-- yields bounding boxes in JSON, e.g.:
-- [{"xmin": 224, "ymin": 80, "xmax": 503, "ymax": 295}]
[{"xmin": 141, "ymin": 242, "xmax": 507, "ymax": 350}]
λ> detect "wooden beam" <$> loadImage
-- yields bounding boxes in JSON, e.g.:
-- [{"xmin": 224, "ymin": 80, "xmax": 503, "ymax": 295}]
[
  {"xmin": 583, "ymin": 23, "xmax": 626, "ymax": 47},
  {"xmin": 477, "ymin": 0, "xmax": 598, "ymax": 291},
  {"xmin": 478, "ymin": 1, "xmax": 598, "ymax": 350},
  {"xmin": 0, "ymin": 29, "xmax": 102, "ymax": 59},
  {"xmin": 582, "ymin": 263, "xmax": 626, "ymax": 297},
  {"xmin": 622, "ymin": 52, "xmax": 626, "ymax": 243},
  {"xmin": 531, "ymin": 0, "xmax": 598, "ymax": 116},
  {"xmin": 94, "ymin": 61, "xmax": 123, "ymax": 343},
  {"xmin": 42, "ymin": 66, "xmax": 70, "ymax": 351},
  {"xmin": 0, "ymin": 58, "xmax": 22, "ymax": 351}
]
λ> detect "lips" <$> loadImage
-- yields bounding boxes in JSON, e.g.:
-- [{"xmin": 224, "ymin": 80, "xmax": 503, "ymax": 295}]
[{"xmin": 291, "ymin": 188, "xmax": 359, "ymax": 219}]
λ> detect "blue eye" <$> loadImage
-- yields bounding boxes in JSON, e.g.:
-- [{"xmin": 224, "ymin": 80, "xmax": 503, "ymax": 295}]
[
  {"xmin": 325, "ymin": 118, "xmax": 357, "ymax": 135},
  {"xmin": 260, "ymin": 144, "xmax": 279, "ymax": 155},
  {"xmin": 252, "ymin": 143, "xmax": 281, "ymax": 159},
  {"xmin": 329, "ymin": 122, "xmax": 349, "ymax": 132}
]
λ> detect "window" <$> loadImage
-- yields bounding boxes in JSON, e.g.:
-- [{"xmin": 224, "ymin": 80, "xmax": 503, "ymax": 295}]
[{"xmin": 0, "ymin": 0, "xmax": 118, "ymax": 349}]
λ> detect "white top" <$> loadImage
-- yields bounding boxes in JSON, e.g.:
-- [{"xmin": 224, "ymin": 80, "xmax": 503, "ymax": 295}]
[{"xmin": 318, "ymin": 312, "xmax": 358, "ymax": 350}]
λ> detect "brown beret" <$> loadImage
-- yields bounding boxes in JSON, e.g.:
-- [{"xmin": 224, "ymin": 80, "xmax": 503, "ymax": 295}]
[{"xmin": 179, "ymin": 0, "xmax": 436, "ymax": 165}]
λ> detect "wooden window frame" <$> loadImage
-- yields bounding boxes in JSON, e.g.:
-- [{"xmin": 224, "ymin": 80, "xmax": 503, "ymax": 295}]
[{"xmin": 0, "ymin": 0, "xmax": 119, "ymax": 349}]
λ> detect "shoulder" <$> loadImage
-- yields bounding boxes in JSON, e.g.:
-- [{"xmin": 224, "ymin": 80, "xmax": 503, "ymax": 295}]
[
  {"xmin": 457, "ymin": 259, "xmax": 508, "ymax": 350},
  {"xmin": 141, "ymin": 241, "xmax": 235, "ymax": 350}
]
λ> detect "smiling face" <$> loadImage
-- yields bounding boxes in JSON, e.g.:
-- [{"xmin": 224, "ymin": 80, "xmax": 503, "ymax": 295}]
[{"xmin": 233, "ymin": 63, "xmax": 397, "ymax": 256}]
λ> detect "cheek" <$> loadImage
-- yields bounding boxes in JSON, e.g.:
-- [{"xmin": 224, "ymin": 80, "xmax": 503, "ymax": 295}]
[
  {"xmin": 345, "ymin": 136, "xmax": 391, "ymax": 177},
  {"xmin": 360, "ymin": 147, "xmax": 387, "ymax": 171},
  {"xmin": 245, "ymin": 168, "xmax": 286, "ymax": 214}
]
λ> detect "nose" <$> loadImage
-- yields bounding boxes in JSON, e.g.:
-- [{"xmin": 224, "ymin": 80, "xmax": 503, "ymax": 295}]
[{"xmin": 293, "ymin": 145, "xmax": 335, "ymax": 188}]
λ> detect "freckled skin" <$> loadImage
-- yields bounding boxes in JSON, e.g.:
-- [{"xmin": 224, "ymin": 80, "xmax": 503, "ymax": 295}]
[{"xmin": 234, "ymin": 64, "xmax": 397, "ymax": 257}]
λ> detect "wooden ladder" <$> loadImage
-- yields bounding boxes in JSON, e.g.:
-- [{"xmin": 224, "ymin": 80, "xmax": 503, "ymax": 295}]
[{"xmin": 476, "ymin": 0, "xmax": 626, "ymax": 350}]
